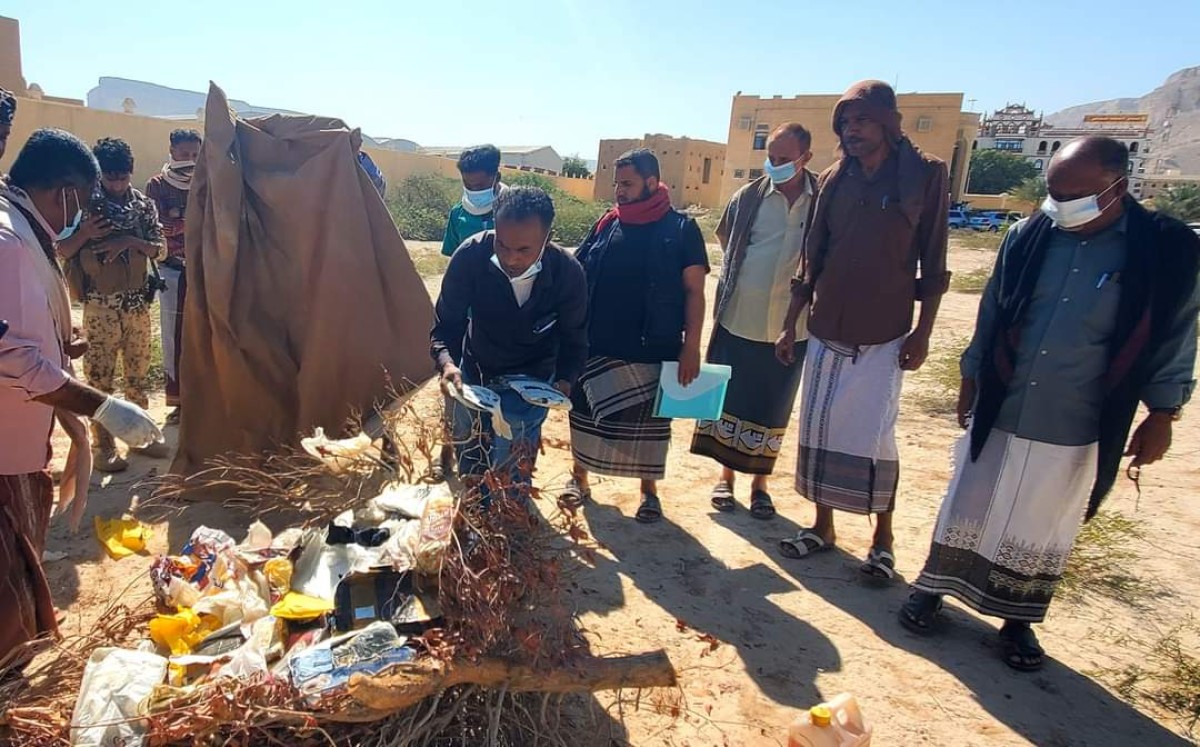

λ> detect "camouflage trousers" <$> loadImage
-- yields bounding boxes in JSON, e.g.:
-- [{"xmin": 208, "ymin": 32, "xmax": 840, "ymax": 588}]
[{"xmin": 83, "ymin": 296, "xmax": 152, "ymax": 448}]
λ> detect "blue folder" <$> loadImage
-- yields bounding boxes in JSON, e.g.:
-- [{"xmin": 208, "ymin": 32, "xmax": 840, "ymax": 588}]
[{"xmin": 654, "ymin": 362, "xmax": 732, "ymax": 420}]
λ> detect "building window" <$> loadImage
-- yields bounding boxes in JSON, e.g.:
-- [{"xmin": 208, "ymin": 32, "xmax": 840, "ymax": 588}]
[
  {"xmin": 753, "ymin": 123, "xmax": 769, "ymax": 151},
  {"xmin": 1051, "ymin": 141, "xmax": 1061, "ymax": 152},
  {"xmin": 1034, "ymin": 159, "xmax": 1043, "ymax": 170},
  {"xmin": 702, "ymin": 157, "xmax": 712, "ymax": 185},
  {"xmin": 733, "ymin": 169, "xmax": 746, "ymax": 179},
  {"xmin": 1037, "ymin": 141, "xmax": 1047, "ymax": 154},
  {"xmin": 972, "ymin": 141, "xmax": 978, "ymax": 150},
  {"xmin": 1130, "ymin": 141, "xmax": 1140, "ymax": 154},
  {"xmin": 916, "ymin": 116, "xmax": 932, "ymax": 133},
  {"xmin": 748, "ymin": 168, "xmax": 764, "ymax": 180},
  {"xmin": 738, "ymin": 115, "xmax": 752, "ymax": 130}
]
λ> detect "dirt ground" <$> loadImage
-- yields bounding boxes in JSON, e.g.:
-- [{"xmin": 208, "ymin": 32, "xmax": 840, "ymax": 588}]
[{"xmin": 44, "ymin": 238, "xmax": 1198, "ymax": 746}]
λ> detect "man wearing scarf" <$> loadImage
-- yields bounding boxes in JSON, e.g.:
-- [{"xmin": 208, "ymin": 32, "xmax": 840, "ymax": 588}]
[
  {"xmin": 0, "ymin": 129, "xmax": 161, "ymax": 668},
  {"xmin": 901, "ymin": 137, "xmax": 1199, "ymax": 671},
  {"xmin": 777, "ymin": 81, "xmax": 951, "ymax": 581},
  {"xmin": 145, "ymin": 128, "xmax": 201, "ymax": 425},
  {"xmin": 563, "ymin": 148, "xmax": 709, "ymax": 523}
]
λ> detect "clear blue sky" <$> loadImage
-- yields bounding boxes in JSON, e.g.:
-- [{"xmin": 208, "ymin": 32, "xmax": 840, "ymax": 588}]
[{"xmin": 7, "ymin": 0, "xmax": 1199, "ymax": 160}]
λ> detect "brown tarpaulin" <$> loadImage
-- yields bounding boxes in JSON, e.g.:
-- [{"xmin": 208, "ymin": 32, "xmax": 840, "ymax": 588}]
[{"xmin": 171, "ymin": 83, "xmax": 434, "ymax": 476}]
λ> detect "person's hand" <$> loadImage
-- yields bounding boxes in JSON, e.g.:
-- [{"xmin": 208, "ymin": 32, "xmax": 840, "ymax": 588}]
[
  {"xmin": 92, "ymin": 238, "xmax": 128, "ymax": 265},
  {"xmin": 553, "ymin": 380, "xmax": 572, "ymax": 398},
  {"xmin": 65, "ymin": 337, "xmax": 89, "ymax": 360},
  {"xmin": 92, "ymin": 396, "xmax": 163, "ymax": 448},
  {"xmin": 775, "ymin": 328, "xmax": 798, "ymax": 366},
  {"xmin": 440, "ymin": 364, "xmax": 463, "ymax": 395},
  {"xmin": 956, "ymin": 377, "xmax": 977, "ymax": 430},
  {"xmin": 77, "ymin": 214, "xmax": 112, "ymax": 242},
  {"xmin": 678, "ymin": 343, "xmax": 701, "ymax": 387},
  {"xmin": 899, "ymin": 331, "xmax": 931, "ymax": 371},
  {"xmin": 1125, "ymin": 412, "xmax": 1174, "ymax": 467}
]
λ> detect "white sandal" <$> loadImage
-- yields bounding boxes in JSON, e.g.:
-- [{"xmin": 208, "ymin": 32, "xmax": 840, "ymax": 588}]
[{"xmin": 779, "ymin": 529, "xmax": 831, "ymax": 559}]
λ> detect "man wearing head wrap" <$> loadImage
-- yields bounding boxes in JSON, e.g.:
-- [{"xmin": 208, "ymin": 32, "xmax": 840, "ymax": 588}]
[
  {"xmin": 0, "ymin": 87, "xmax": 16, "ymax": 164},
  {"xmin": 145, "ymin": 128, "xmax": 202, "ymax": 425},
  {"xmin": 776, "ymin": 81, "xmax": 951, "ymax": 583}
]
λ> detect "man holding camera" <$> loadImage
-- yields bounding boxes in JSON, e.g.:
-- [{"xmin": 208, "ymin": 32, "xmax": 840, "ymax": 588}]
[{"xmin": 57, "ymin": 137, "xmax": 168, "ymax": 472}]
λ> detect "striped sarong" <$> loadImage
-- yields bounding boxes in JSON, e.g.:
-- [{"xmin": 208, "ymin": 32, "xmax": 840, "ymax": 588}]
[
  {"xmin": 569, "ymin": 356, "xmax": 670, "ymax": 480},
  {"xmin": 914, "ymin": 431, "xmax": 1096, "ymax": 623},
  {"xmin": 0, "ymin": 472, "xmax": 57, "ymax": 668},
  {"xmin": 795, "ymin": 335, "xmax": 903, "ymax": 515}
]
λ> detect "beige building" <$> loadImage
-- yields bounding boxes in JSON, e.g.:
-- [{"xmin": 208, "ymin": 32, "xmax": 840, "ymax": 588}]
[
  {"xmin": 721, "ymin": 92, "xmax": 976, "ymax": 206},
  {"xmin": 1139, "ymin": 175, "xmax": 1200, "ymax": 201},
  {"xmin": 594, "ymin": 133, "xmax": 726, "ymax": 208},
  {"xmin": 1, "ymin": 16, "xmax": 27, "ymax": 95}
]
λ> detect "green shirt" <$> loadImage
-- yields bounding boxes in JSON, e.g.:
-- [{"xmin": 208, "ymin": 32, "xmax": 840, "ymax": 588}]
[{"xmin": 441, "ymin": 204, "xmax": 494, "ymax": 257}]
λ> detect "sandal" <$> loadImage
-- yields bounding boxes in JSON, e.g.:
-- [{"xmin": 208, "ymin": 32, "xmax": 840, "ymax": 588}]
[
  {"xmin": 558, "ymin": 478, "xmax": 591, "ymax": 509},
  {"xmin": 898, "ymin": 591, "xmax": 943, "ymax": 636},
  {"xmin": 999, "ymin": 622, "xmax": 1045, "ymax": 672},
  {"xmin": 749, "ymin": 490, "xmax": 776, "ymax": 520},
  {"xmin": 778, "ymin": 529, "xmax": 831, "ymax": 559},
  {"xmin": 635, "ymin": 492, "xmax": 663, "ymax": 524},
  {"xmin": 710, "ymin": 482, "xmax": 736, "ymax": 512},
  {"xmin": 860, "ymin": 546, "xmax": 896, "ymax": 583}
]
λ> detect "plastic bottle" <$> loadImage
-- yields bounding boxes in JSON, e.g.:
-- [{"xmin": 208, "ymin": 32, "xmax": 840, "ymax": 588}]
[{"xmin": 787, "ymin": 693, "xmax": 872, "ymax": 747}]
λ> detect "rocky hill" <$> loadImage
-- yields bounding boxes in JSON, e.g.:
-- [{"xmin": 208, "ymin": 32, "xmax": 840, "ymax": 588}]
[{"xmin": 1046, "ymin": 66, "xmax": 1200, "ymax": 174}]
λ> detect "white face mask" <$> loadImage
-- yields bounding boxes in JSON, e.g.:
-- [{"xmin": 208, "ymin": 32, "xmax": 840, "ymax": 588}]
[
  {"xmin": 491, "ymin": 242, "xmax": 546, "ymax": 282},
  {"xmin": 55, "ymin": 188, "xmax": 83, "ymax": 242},
  {"xmin": 1041, "ymin": 179, "xmax": 1123, "ymax": 230}
]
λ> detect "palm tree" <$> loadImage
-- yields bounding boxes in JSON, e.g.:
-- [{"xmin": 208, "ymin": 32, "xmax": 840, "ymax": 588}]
[
  {"xmin": 1153, "ymin": 184, "xmax": 1200, "ymax": 222},
  {"xmin": 1009, "ymin": 177, "xmax": 1047, "ymax": 209}
]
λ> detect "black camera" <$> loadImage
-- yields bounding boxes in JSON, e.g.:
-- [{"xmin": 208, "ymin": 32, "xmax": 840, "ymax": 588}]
[{"xmin": 144, "ymin": 269, "xmax": 169, "ymax": 302}]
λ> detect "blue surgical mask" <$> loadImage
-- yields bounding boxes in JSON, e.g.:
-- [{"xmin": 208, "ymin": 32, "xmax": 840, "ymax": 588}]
[
  {"xmin": 55, "ymin": 189, "xmax": 83, "ymax": 242},
  {"xmin": 462, "ymin": 185, "xmax": 497, "ymax": 215},
  {"xmin": 763, "ymin": 158, "xmax": 798, "ymax": 185},
  {"xmin": 1042, "ymin": 178, "xmax": 1122, "ymax": 231}
]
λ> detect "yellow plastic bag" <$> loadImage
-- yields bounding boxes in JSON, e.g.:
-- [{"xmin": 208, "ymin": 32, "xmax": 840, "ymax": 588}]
[
  {"xmin": 264, "ymin": 558, "xmax": 293, "ymax": 599},
  {"xmin": 149, "ymin": 608, "xmax": 218, "ymax": 656},
  {"xmin": 269, "ymin": 592, "xmax": 334, "ymax": 621},
  {"xmin": 94, "ymin": 516, "xmax": 150, "ymax": 559}
]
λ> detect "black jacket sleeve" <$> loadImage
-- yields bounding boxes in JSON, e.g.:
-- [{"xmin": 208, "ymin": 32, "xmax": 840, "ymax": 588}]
[
  {"xmin": 554, "ymin": 254, "xmax": 590, "ymax": 386},
  {"xmin": 430, "ymin": 244, "xmax": 474, "ymax": 372}
]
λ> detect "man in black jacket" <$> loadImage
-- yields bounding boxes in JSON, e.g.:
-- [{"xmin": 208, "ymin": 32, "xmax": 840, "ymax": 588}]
[
  {"xmin": 430, "ymin": 186, "xmax": 587, "ymax": 489},
  {"xmin": 901, "ymin": 137, "xmax": 1200, "ymax": 671}
]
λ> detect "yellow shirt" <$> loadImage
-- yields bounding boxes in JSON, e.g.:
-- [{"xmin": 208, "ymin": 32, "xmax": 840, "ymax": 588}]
[{"xmin": 720, "ymin": 180, "xmax": 812, "ymax": 342}]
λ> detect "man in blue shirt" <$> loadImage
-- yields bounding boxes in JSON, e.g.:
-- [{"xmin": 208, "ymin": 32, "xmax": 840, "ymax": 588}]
[{"xmin": 901, "ymin": 137, "xmax": 1199, "ymax": 672}]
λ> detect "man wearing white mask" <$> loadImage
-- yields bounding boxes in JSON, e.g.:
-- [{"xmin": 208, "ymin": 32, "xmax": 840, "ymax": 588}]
[
  {"xmin": 1, "ymin": 128, "xmax": 162, "ymax": 666},
  {"xmin": 442, "ymin": 144, "xmax": 505, "ymax": 258},
  {"xmin": 691, "ymin": 123, "xmax": 816, "ymax": 519},
  {"xmin": 902, "ymin": 137, "xmax": 1200, "ymax": 672},
  {"xmin": 431, "ymin": 186, "xmax": 587, "ymax": 495},
  {"xmin": 145, "ymin": 128, "xmax": 202, "ymax": 425}
]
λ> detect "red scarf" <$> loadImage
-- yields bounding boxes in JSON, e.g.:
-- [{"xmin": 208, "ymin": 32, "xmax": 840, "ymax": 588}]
[{"xmin": 595, "ymin": 183, "xmax": 672, "ymax": 236}]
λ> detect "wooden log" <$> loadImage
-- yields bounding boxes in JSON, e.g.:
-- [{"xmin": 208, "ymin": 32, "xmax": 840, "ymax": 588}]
[{"xmin": 348, "ymin": 651, "xmax": 676, "ymax": 712}]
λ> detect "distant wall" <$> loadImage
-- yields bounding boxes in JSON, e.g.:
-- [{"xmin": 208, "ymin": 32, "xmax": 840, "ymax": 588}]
[
  {"xmin": 0, "ymin": 96, "xmax": 598, "ymax": 204},
  {"xmin": 0, "ymin": 96, "xmax": 198, "ymax": 187},
  {"xmin": 960, "ymin": 193, "xmax": 1034, "ymax": 214}
]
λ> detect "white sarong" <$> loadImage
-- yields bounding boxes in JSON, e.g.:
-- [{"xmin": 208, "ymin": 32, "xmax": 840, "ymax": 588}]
[
  {"xmin": 914, "ymin": 430, "xmax": 1097, "ymax": 623},
  {"xmin": 795, "ymin": 335, "xmax": 904, "ymax": 515}
]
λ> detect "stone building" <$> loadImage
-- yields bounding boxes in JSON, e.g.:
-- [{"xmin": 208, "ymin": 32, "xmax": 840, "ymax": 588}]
[{"xmin": 593, "ymin": 134, "xmax": 726, "ymax": 208}]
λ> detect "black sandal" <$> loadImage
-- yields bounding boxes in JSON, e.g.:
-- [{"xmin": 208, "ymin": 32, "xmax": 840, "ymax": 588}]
[
  {"xmin": 635, "ymin": 492, "xmax": 663, "ymax": 524},
  {"xmin": 710, "ymin": 482, "xmax": 736, "ymax": 512},
  {"xmin": 749, "ymin": 490, "xmax": 776, "ymax": 520},
  {"xmin": 898, "ymin": 592, "xmax": 943, "ymax": 636},
  {"xmin": 999, "ymin": 622, "xmax": 1045, "ymax": 672},
  {"xmin": 558, "ymin": 478, "xmax": 591, "ymax": 509}
]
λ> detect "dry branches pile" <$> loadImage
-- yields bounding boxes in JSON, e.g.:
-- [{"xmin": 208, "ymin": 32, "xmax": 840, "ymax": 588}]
[{"xmin": 0, "ymin": 394, "xmax": 673, "ymax": 746}]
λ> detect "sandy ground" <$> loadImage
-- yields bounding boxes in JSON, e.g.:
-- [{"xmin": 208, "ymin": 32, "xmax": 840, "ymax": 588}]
[{"xmin": 43, "ymin": 238, "xmax": 1198, "ymax": 746}]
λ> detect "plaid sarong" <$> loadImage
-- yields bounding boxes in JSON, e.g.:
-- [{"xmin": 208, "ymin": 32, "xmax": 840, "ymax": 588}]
[{"xmin": 569, "ymin": 357, "xmax": 670, "ymax": 480}]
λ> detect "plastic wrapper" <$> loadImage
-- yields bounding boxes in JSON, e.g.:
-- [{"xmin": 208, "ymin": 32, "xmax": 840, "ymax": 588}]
[
  {"xmin": 371, "ymin": 482, "xmax": 451, "ymax": 520},
  {"xmin": 243, "ymin": 520, "xmax": 272, "ymax": 550},
  {"xmin": 192, "ymin": 574, "xmax": 269, "ymax": 626},
  {"xmin": 301, "ymin": 427, "xmax": 376, "ymax": 473},
  {"xmin": 270, "ymin": 591, "xmax": 334, "ymax": 621},
  {"xmin": 414, "ymin": 491, "xmax": 456, "ymax": 574},
  {"xmin": 149, "ymin": 609, "xmax": 219, "ymax": 656},
  {"xmin": 70, "ymin": 648, "xmax": 167, "ymax": 747}
]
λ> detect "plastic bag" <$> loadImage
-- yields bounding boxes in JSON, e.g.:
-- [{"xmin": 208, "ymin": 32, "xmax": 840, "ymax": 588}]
[
  {"xmin": 94, "ymin": 516, "xmax": 150, "ymax": 559},
  {"xmin": 70, "ymin": 647, "xmax": 168, "ymax": 747},
  {"xmin": 149, "ymin": 608, "xmax": 217, "ymax": 656},
  {"xmin": 244, "ymin": 520, "xmax": 272, "ymax": 549},
  {"xmin": 415, "ymin": 491, "xmax": 456, "ymax": 574},
  {"xmin": 192, "ymin": 574, "xmax": 269, "ymax": 626},
  {"xmin": 270, "ymin": 591, "xmax": 335, "ymax": 621},
  {"xmin": 301, "ymin": 427, "xmax": 376, "ymax": 473},
  {"xmin": 371, "ymin": 482, "xmax": 451, "ymax": 520}
]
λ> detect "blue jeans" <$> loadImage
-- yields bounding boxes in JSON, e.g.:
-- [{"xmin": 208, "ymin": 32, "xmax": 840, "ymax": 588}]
[{"xmin": 450, "ymin": 377, "xmax": 548, "ymax": 489}]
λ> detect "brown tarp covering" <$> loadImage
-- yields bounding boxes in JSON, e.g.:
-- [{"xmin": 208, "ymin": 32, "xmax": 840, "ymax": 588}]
[{"xmin": 171, "ymin": 83, "xmax": 434, "ymax": 476}]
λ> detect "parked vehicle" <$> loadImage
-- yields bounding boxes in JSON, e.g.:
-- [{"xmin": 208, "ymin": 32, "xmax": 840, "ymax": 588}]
[
  {"xmin": 948, "ymin": 209, "xmax": 969, "ymax": 229},
  {"xmin": 970, "ymin": 211, "xmax": 1018, "ymax": 232}
]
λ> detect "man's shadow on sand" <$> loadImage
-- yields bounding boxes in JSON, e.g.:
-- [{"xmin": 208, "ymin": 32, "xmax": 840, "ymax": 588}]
[
  {"xmin": 712, "ymin": 508, "xmax": 1191, "ymax": 746},
  {"xmin": 577, "ymin": 499, "xmax": 841, "ymax": 712}
]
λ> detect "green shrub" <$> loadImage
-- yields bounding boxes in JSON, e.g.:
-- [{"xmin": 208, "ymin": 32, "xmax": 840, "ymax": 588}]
[{"xmin": 387, "ymin": 174, "xmax": 460, "ymax": 241}]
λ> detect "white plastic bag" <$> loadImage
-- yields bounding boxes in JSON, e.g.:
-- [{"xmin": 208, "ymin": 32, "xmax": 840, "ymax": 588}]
[
  {"xmin": 244, "ymin": 520, "xmax": 272, "ymax": 549},
  {"xmin": 70, "ymin": 648, "xmax": 168, "ymax": 747}
]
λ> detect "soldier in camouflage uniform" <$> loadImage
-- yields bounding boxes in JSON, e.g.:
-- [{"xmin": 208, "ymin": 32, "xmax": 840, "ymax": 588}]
[{"xmin": 58, "ymin": 138, "xmax": 168, "ymax": 472}]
